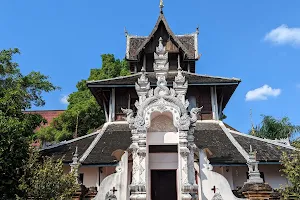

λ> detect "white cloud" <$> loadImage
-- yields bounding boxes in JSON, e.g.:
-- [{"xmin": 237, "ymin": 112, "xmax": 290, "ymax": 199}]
[
  {"xmin": 245, "ymin": 85, "xmax": 281, "ymax": 101},
  {"xmin": 60, "ymin": 95, "xmax": 69, "ymax": 105},
  {"xmin": 264, "ymin": 24, "xmax": 300, "ymax": 46}
]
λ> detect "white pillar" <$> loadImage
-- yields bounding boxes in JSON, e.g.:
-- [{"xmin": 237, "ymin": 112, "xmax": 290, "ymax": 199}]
[
  {"xmin": 130, "ymin": 128, "xmax": 147, "ymax": 200},
  {"xmin": 108, "ymin": 90, "xmax": 112, "ymax": 122},
  {"xmin": 111, "ymin": 88, "xmax": 116, "ymax": 121},
  {"xmin": 179, "ymin": 130, "xmax": 192, "ymax": 200},
  {"xmin": 198, "ymin": 150, "xmax": 207, "ymax": 200},
  {"xmin": 210, "ymin": 86, "xmax": 219, "ymax": 120}
]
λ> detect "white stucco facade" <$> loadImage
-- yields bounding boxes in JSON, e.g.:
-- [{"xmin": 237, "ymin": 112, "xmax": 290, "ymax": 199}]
[
  {"xmin": 72, "ymin": 163, "xmax": 289, "ymax": 194},
  {"xmin": 79, "ymin": 167, "xmax": 99, "ymax": 188}
]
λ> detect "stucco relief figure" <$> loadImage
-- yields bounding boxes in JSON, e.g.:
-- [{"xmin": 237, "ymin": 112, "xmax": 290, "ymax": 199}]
[
  {"xmin": 121, "ymin": 108, "xmax": 135, "ymax": 128},
  {"xmin": 105, "ymin": 192, "xmax": 117, "ymax": 200},
  {"xmin": 190, "ymin": 107, "xmax": 203, "ymax": 126},
  {"xmin": 211, "ymin": 193, "xmax": 224, "ymax": 200},
  {"xmin": 148, "ymin": 114, "xmax": 177, "ymax": 132},
  {"xmin": 154, "ymin": 76, "xmax": 176, "ymax": 96}
]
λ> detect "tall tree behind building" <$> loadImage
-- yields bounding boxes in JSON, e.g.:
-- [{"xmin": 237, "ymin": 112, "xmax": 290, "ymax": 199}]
[
  {"xmin": 250, "ymin": 115, "xmax": 300, "ymax": 198},
  {"xmin": 0, "ymin": 48, "xmax": 59, "ymax": 199},
  {"xmin": 280, "ymin": 142, "xmax": 300, "ymax": 198},
  {"xmin": 36, "ymin": 54, "xmax": 130, "ymax": 143},
  {"xmin": 250, "ymin": 115, "xmax": 300, "ymax": 142}
]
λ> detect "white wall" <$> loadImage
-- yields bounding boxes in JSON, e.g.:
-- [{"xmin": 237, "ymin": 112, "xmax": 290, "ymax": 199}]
[
  {"xmin": 147, "ymin": 132, "xmax": 178, "ymax": 145},
  {"xmin": 231, "ymin": 166, "xmax": 248, "ymax": 189},
  {"xmin": 213, "ymin": 166, "xmax": 234, "ymax": 189},
  {"xmin": 99, "ymin": 166, "xmax": 116, "ymax": 185},
  {"xmin": 231, "ymin": 164, "xmax": 288, "ymax": 190},
  {"xmin": 64, "ymin": 165, "xmax": 117, "ymax": 188},
  {"xmin": 197, "ymin": 151, "xmax": 243, "ymax": 200},
  {"xmin": 79, "ymin": 167, "xmax": 99, "ymax": 188},
  {"xmin": 260, "ymin": 164, "xmax": 289, "ymax": 189}
]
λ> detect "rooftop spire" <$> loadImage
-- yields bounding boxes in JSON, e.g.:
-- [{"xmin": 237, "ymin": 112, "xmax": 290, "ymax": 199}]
[
  {"xmin": 159, "ymin": 0, "xmax": 164, "ymax": 13},
  {"xmin": 124, "ymin": 27, "xmax": 128, "ymax": 37},
  {"xmin": 250, "ymin": 109, "xmax": 255, "ymax": 135}
]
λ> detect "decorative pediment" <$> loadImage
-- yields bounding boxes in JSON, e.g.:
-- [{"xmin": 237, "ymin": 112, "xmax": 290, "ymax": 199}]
[
  {"xmin": 148, "ymin": 113, "xmax": 177, "ymax": 132},
  {"xmin": 133, "ymin": 12, "xmax": 191, "ymax": 60},
  {"xmin": 123, "ymin": 39, "xmax": 203, "ymax": 132}
]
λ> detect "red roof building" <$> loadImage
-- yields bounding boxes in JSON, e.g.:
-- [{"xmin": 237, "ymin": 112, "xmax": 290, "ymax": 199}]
[{"xmin": 24, "ymin": 110, "xmax": 65, "ymax": 131}]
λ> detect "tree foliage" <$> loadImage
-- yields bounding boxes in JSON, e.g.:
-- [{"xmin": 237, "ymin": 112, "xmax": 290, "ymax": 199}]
[
  {"xmin": 17, "ymin": 149, "xmax": 79, "ymax": 200},
  {"xmin": 250, "ymin": 115, "xmax": 300, "ymax": 140},
  {"xmin": 37, "ymin": 54, "xmax": 130, "ymax": 143},
  {"xmin": 250, "ymin": 115, "xmax": 300, "ymax": 198},
  {"xmin": 280, "ymin": 146, "xmax": 300, "ymax": 199},
  {"xmin": 0, "ymin": 48, "xmax": 59, "ymax": 199}
]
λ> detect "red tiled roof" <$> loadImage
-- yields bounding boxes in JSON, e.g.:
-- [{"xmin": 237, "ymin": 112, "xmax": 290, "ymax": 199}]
[{"xmin": 24, "ymin": 110, "xmax": 65, "ymax": 131}]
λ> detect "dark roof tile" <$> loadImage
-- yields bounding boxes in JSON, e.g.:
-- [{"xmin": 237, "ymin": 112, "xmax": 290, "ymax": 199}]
[
  {"xmin": 127, "ymin": 34, "xmax": 197, "ymax": 60},
  {"xmin": 41, "ymin": 122, "xmax": 295, "ymax": 165},
  {"xmin": 194, "ymin": 123, "xmax": 246, "ymax": 164},
  {"xmin": 230, "ymin": 132, "xmax": 295, "ymax": 162},
  {"xmin": 87, "ymin": 71, "xmax": 241, "ymax": 87},
  {"xmin": 41, "ymin": 134, "xmax": 97, "ymax": 163},
  {"xmin": 177, "ymin": 35, "xmax": 195, "ymax": 58},
  {"xmin": 83, "ymin": 123, "xmax": 132, "ymax": 165}
]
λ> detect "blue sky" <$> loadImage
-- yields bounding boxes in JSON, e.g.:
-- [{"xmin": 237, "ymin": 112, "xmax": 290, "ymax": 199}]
[{"xmin": 1, "ymin": 0, "xmax": 300, "ymax": 134}]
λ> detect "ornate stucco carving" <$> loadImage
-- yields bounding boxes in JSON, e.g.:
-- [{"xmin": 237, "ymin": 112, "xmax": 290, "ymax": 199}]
[
  {"xmin": 173, "ymin": 68, "xmax": 188, "ymax": 104},
  {"xmin": 95, "ymin": 152, "xmax": 128, "ymax": 200},
  {"xmin": 148, "ymin": 114, "xmax": 177, "ymax": 132},
  {"xmin": 212, "ymin": 193, "xmax": 224, "ymax": 200},
  {"xmin": 105, "ymin": 192, "xmax": 117, "ymax": 200},
  {"xmin": 135, "ymin": 68, "xmax": 150, "ymax": 103},
  {"xmin": 246, "ymin": 145, "xmax": 263, "ymax": 183},
  {"xmin": 70, "ymin": 146, "xmax": 80, "ymax": 179},
  {"xmin": 190, "ymin": 107, "xmax": 203, "ymax": 126},
  {"xmin": 153, "ymin": 37, "xmax": 169, "ymax": 78},
  {"xmin": 121, "ymin": 108, "xmax": 135, "ymax": 129},
  {"xmin": 124, "ymin": 35, "xmax": 203, "ymax": 200}
]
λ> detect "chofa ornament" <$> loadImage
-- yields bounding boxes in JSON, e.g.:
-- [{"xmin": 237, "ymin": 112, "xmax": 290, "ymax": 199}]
[
  {"xmin": 121, "ymin": 108, "xmax": 135, "ymax": 128},
  {"xmin": 190, "ymin": 107, "xmax": 203, "ymax": 125}
]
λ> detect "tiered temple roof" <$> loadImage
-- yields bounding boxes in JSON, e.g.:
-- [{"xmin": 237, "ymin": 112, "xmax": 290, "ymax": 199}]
[
  {"xmin": 125, "ymin": 7, "xmax": 199, "ymax": 61},
  {"xmin": 41, "ymin": 2, "xmax": 295, "ymax": 169},
  {"xmin": 41, "ymin": 121, "xmax": 295, "ymax": 165}
]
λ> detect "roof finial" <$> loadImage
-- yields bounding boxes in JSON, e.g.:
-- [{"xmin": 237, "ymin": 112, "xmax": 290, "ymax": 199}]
[
  {"xmin": 159, "ymin": 0, "xmax": 164, "ymax": 13},
  {"xmin": 124, "ymin": 27, "xmax": 128, "ymax": 37},
  {"xmin": 250, "ymin": 108, "xmax": 255, "ymax": 135}
]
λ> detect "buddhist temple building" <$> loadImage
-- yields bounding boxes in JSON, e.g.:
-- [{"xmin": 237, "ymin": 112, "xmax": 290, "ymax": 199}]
[{"xmin": 42, "ymin": 2, "xmax": 295, "ymax": 200}]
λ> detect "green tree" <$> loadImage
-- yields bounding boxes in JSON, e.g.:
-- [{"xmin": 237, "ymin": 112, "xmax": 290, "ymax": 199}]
[
  {"xmin": 250, "ymin": 115, "xmax": 300, "ymax": 198},
  {"xmin": 250, "ymin": 115, "xmax": 300, "ymax": 141},
  {"xmin": 18, "ymin": 149, "xmax": 79, "ymax": 200},
  {"xmin": 37, "ymin": 54, "xmax": 130, "ymax": 143},
  {"xmin": 0, "ymin": 48, "xmax": 59, "ymax": 199},
  {"xmin": 280, "ymin": 146, "xmax": 300, "ymax": 199},
  {"xmin": 292, "ymin": 139, "xmax": 300, "ymax": 148}
]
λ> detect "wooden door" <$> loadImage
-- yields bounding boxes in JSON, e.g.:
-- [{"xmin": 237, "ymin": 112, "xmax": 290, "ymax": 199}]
[{"xmin": 151, "ymin": 170, "xmax": 177, "ymax": 200}]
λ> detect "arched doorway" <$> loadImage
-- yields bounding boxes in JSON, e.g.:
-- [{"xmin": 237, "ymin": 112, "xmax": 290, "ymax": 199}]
[{"xmin": 147, "ymin": 111, "xmax": 178, "ymax": 200}]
